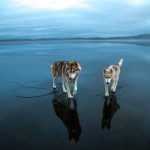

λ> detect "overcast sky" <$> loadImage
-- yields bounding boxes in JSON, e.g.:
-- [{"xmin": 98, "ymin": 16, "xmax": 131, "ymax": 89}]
[{"xmin": 1, "ymin": 0, "xmax": 150, "ymax": 39}]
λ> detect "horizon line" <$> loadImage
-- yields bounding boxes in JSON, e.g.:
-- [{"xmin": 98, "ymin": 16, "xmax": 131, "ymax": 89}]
[{"xmin": 0, "ymin": 34, "xmax": 150, "ymax": 41}]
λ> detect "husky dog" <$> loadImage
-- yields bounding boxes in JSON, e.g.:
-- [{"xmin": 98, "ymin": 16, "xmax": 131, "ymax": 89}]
[
  {"xmin": 51, "ymin": 61, "xmax": 81, "ymax": 98},
  {"xmin": 103, "ymin": 59, "xmax": 123, "ymax": 96}
]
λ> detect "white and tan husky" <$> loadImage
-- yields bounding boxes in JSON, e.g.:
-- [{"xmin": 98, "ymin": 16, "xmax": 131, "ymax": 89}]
[
  {"xmin": 51, "ymin": 61, "xmax": 81, "ymax": 99},
  {"xmin": 103, "ymin": 59, "xmax": 123, "ymax": 96}
]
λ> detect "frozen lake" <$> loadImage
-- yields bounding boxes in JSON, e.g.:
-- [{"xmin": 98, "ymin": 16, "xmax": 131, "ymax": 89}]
[{"xmin": 0, "ymin": 40, "xmax": 150, "ymax": 150}]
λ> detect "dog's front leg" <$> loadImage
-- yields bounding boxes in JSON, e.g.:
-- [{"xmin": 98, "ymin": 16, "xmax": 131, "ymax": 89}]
[
  {"xmin": 66, "ymin": 82, "xmax": 73, "ymax": 99},
  {"xmin": 104, "ymin": 82, "xmax": 109, "ymax": 96},
  {"xmin": 73, "ymin": 78, "xmax": 78, "ymax": 96},
  {"xmin": 62, "ymin": 78, "xmax": 67, "ymax": 93}
]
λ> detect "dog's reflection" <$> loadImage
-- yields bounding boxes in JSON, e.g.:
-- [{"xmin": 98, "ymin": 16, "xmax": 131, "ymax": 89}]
[
  {"xmin": 52, "ymin": 93, "xmax": 82, "ymax": 142},
  {"xmin": 101, "ymin": 93, "xmax": 120, "ymax": 130}
]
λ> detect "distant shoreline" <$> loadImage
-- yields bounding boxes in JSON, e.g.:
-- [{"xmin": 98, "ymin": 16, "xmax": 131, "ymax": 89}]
[
  {"xmin": 0, "ymin": 39, "xmax": 150, "ymax": 47},
  {"xmin": 0, "ymin": 34, "xmax": 150, "ymax": 42},
  {"xmin": 0, "ymin": 34, "xmax": 150, "ymax": 46}
]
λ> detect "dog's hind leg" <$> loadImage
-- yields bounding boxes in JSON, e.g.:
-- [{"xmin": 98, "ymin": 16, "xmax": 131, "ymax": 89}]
[
  {"xmin": 52, "ymin": 75, "xmax": 57, "ymax": 89},
  {"xmin": 111, "ymin": 79, "xmax": 116, "ymax": 92},
  {"xmin": 113, "ymin": 75, "xmax": 120, "ymax": 92},
  {"xmin": 51, "ymin": 68, "xmax": 57, "ymax": 89},
  {"xmin": 113, "ymin": 77, "xmax": 119, "ymax": 92}
]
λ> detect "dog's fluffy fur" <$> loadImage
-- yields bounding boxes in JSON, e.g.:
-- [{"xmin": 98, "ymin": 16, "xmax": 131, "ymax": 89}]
[
  {"xmin": 51, "ymin": 61, "xmax": 81, "ymax": 98},
  {"xmin": 103, "ymin": 59, "xmax": 123, "ymax": 96}
]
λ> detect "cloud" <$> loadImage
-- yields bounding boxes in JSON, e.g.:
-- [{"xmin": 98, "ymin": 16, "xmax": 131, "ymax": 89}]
[
  {"xmin": 1, "ymin": 0, "xmax": 150, "ymax": 38},
  {"xmin": 127, "ymin": 0, "xmax": 149, "ymax": 5},
  {"xmin": 10, "ymin": 0, "xmax": 89, "ymax": 10}
]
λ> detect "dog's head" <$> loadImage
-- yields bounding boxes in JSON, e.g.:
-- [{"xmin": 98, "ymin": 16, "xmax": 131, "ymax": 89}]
[
  {"xmin": 103, "ymin": 68, "xmax": 113, "ymax": 84},
  {"xmin": 65, "ymin": 61, "xmax": 81, "ymax": 81}
]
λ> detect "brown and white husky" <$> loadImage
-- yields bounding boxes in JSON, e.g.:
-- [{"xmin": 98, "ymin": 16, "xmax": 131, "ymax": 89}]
[
  {"xmin": 103, "ymin": 59, "xmax": 123, "ymax": 96},
  {"xmin": 51, "ymin": 61, "xmax": 81, "ymax": 98}
]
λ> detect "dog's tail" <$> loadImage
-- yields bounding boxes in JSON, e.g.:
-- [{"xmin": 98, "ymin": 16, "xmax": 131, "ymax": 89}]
[{"xmin": 118, "ymin": 59, "xmax": 123, "ymax": 67}]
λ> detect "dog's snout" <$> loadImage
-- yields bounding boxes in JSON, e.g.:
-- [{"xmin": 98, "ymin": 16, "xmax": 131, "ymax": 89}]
[
  {"xmin": 69, "ymin": 77, "xmax": 75, "ymax": 80},
  {"xmin": 69, "ymin": 77, "xmax": 74, "ymax": 80},
  {"xmin": 106, "ymin": 82, "xmax": 109, "ymax": 84}
]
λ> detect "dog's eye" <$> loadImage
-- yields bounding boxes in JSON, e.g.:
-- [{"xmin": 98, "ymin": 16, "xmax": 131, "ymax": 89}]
[{"xmin": 72, "ymin": 70, "xmax": 75, "ymax": 73}]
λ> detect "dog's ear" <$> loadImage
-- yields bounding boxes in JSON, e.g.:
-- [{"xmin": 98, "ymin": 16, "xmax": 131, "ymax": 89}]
[
  {"xmin": 65, "ymin": 62, "xmax": 69, "ymax": 68},
  {"xmin": 103, "ymin": 68, "xmax": 106, "ymax": 74},
  {"xmin": 77, "ymin": 63, "xmax": 81, "ymax": 71},
  {"xmin": 110, "ymin": 68, "xmax": 113, "ymax": 73},
  {"xmin": 74, "ymin": 61, "xmax": 81, "ymax": 71}
]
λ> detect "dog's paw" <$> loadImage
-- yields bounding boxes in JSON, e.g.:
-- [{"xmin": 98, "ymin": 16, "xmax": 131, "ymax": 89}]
[
  {"xmin": 105, "ymin": 93, "xmax": 109, "ymax": 97},
  {"xmin": 73, "ymin": 90, "xmax": 77, "ymax": 96},
  {"xmin": 53, "ymin": 87, "xmax": 56, "ymax": 89},
  {"xmin": 111, "ymin": 89, "xmax": 116, "ymax": 93},
  {"xmin": 63, "ymin": 89, "xmax": 67, "ymax": 93},
  {"xmin": 68, "ymin": 95, "xmax": 73, "ymax": 99},
  {"xmin": 111, "ymin": 87, "xmax": 114, "ymax": 91}
]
